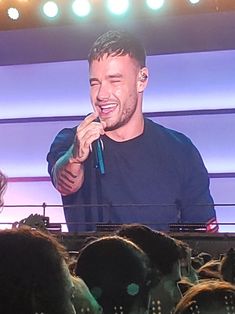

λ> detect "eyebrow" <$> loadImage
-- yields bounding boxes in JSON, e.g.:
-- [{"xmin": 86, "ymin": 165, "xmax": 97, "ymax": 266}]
[
  {"xmin": 108, "ymin": 73, "xmax": 123, "ymax": 79},
  {"xmin": 89, "ymin": 73, "xmax": 123, "ymax": 84}
]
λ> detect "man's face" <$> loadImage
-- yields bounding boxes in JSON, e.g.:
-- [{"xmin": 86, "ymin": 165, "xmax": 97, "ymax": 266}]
[
  {"xmin": 89, "ymin": 54, "xmax": 144, "ymax": 132},
  {"xmin": 150, "ymin": 261, "xmax": 182, "ymax": 314}
]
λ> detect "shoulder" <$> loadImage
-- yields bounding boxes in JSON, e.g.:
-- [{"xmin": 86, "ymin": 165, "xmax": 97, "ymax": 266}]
[
  {"xmin": 47, "ymin": 126, "xmax": 78, "ymax": 171},
  {"xmin": 47, "ymin": 126, "xmax": 77, "ymax": 155},
  {"xmin": 145, "ymin": 118, "xmax": 194, "ymax": 148},
  {"xmin": 50, "ymin": 126, "xmax": 77, "ymax": 148},
  {"xmin": 54, "ymin": 126, "xmax": 77, "ymax": 140},
  {"xmin": 144, "ymin": 118, "xmax": 205, "ymax": 168}
]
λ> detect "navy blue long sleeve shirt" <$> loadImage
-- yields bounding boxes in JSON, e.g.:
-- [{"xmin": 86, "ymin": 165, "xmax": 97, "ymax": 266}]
[{"xmin": 47, "ymin": 118, "xmax": 217, "ymax": 232}]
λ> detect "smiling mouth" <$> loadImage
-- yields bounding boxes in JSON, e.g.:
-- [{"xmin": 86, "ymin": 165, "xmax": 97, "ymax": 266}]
[{"xmin": 99, "ymin": 104, "xmax": 117, "ymax": 114}]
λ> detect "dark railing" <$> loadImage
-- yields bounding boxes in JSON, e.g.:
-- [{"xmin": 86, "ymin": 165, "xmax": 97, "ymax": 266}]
[{"xmin": 1, "ymin": 202, "xmax": 235, "ymax": 229}]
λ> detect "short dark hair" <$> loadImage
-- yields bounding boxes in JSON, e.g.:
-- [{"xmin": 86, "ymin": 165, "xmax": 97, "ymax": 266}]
[
  {"xmin": 88, "ymin": 30, "xmax": 146, "ymax": 67},
  {"xmin": 220, "ymin": 247, "xmax": 235, "ymax": 284},
  {"xmin": 75, "ymin": 235, "xmax": 151, "ymax": 313},
  {"xmin": 116, "ymin": 224, "xmax": 181, "ymax": 275},
  {"xmin": 0, "ymin": 227, "xmax": 69, "ymax": 314},
  {"xmin": 175, "ymin": 280, "xmax": 235, "ymax": 314}
]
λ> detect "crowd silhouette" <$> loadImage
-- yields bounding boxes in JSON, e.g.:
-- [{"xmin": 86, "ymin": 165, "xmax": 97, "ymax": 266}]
[{"xmin": 0, "ymin": 170, "xmax": 235, "ymax": 314}]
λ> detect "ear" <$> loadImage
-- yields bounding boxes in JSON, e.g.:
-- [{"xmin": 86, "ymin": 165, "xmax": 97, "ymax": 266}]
[{"xmin": 137, "ymin": 67, "xmax": 149, "ymax": 92}]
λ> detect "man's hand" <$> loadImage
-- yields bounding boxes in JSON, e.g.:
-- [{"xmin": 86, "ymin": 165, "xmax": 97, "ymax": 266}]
[
  {"xmin": 53, "ymin": 112, "xmax": 106, "ymax": 196},
  {"xmin": 72, "ymin": 112, "xmax": 106, "ymax": 163}
]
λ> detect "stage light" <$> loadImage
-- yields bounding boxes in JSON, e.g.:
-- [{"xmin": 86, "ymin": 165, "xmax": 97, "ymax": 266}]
[
  {"xmin": 7, "ymin": 7, "xmax": 20, "ymax": 20},
  {"xmin": 189, "ymin": 0, "xmax": 200, "ymax": 4},
  {"xmin": 146, "ymin": 0, "xmax": 165, "ymax": 10},
  {"xmin": 106, "ymin": 0, "xmax": 129, "ymax": 15},
  {"xmin": 42, "ymin": 1, "xmax": 59, "ymax": 18},
  {"xmin": 72, "ymin": 0, "xmax": 91, "ymax": 17}
]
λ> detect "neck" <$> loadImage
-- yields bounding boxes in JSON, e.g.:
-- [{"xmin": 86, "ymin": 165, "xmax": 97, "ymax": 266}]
[{"xmin": 106, "ymin": 114, "xmax": 145, "ymax": 142}]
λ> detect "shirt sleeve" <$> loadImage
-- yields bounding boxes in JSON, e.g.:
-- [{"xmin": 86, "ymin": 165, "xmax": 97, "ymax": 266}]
[
  {"xmin": 46, "ymin": 127, "xmax": 77, "ymax": 178},
  {"xmin": 179, "ymin": 137, "xmax": 217, "ymax": 229}
]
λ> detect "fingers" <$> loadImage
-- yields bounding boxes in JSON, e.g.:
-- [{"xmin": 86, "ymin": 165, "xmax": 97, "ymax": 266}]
[
  {"xmin": 77, "ymin": 130, "xmax": 101, "ymax": 162},
  {"xmin": 79, "ymin": 112, "xmax": 106, "ymax": 132},
  {"xmin": 74, "ymin": 113, "xmax": 106, "ymax": 162},
  {"xmin": 56, "ymin": 168, "xmax": 79, "ymax": 195},
  {"xmin": 78, "ymin": 112, "xmax": 98, "ymax": 132}
]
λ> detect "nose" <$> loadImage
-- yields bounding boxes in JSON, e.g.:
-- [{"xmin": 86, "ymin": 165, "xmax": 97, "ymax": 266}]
[{"xmin": 96, "ymin": 82, "xmax": 110, "ymax": 101}]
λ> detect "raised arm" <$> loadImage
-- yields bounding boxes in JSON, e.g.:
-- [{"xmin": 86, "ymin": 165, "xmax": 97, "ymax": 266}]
[{"xmin": 47, "ymin": 112, "xmax": 105, "ymax": 196}]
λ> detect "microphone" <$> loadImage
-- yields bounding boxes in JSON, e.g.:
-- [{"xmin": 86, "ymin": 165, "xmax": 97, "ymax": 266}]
[{"xmin": 92, "ymin": 117, "xmax": 105, "ymax": 175}]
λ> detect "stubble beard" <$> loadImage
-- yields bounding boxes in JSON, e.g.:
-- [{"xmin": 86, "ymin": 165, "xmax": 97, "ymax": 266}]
[{"xmin": 104, "ymin": 100, "xmax": 138, "ymax": 132}]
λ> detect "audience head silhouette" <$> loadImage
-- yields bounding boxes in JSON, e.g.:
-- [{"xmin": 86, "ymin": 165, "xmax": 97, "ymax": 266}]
[
  {"xmin": 116, "ymin": 224, "xmax": 182, "ymax": 314},
  {"xmin": 174, "ymin": 280, "xmax": 235, "ymax": 314},
  {"xmin": 0, "ymin": 227, "xmax": 76, "ymax": 314},
  {"xmin": 75, "ymin": 235, "xmax": 152, "ymax": 314},
  {"xmin": 220, "ymin": 247, "xmax": 235, "ymax": 284}
]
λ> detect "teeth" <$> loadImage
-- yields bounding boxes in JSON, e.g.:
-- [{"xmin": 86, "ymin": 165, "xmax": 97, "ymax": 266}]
[{"xmin": 101, "ymin": 104, "xmax": 116, "ymax": 109}]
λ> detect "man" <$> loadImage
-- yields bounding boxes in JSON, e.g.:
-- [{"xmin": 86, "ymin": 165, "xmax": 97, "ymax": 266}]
[{"xmin": 47, "ymin": 30, "xmax": 217, "ymax": 232}]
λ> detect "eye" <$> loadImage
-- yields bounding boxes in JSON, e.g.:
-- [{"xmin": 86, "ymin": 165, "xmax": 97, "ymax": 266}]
[
  {"xmin": 90, "ymin": 82, "xmax": 99, "ymax": 87},
  {"xmin": 110, "ymin": 79, "xmax": 121, "ymax": 84},
  {"xmin": 90, "ymin": 80, "xmax": 100, "ymax": 87}
]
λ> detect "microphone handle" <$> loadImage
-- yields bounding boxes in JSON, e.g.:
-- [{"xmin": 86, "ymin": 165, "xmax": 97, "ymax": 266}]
[
  {"xmin": 92, "ymin": 138, "xmax": 105, "ymax": 175},
  {"xmin": 96, "ymin": 138, "xmax": 105, "ymax": 175},
  {"xmin": 93, "ymin": 116, "xmax": 105, "ymax": 175}
]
